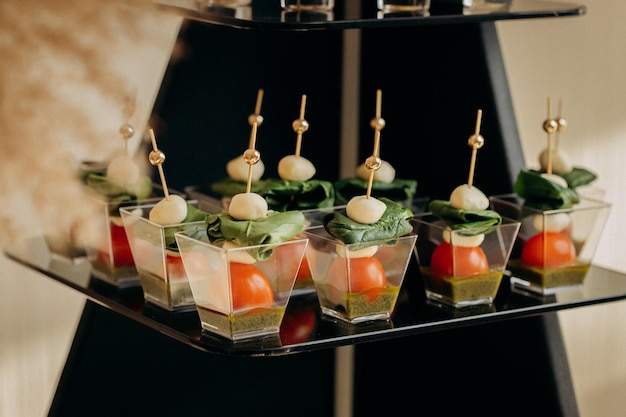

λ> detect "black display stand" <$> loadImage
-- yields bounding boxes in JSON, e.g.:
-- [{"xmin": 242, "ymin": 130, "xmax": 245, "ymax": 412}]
[{"xmin": 44, "ymin": 3, "xmax": 591, "ymax": 416}]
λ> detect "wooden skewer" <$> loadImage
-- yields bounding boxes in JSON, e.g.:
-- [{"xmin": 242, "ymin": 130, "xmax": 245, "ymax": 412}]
[
  {"xmin": 555, "ymin": 97, "xmax": 567, "ymax": 150},
  {"xmin": 245, "ymin": 124, "xmax": 259, "ymax": 194},
  {"xmin": 545, "ymin": 97, "xmax": 554, "ymax": 175},
  {"xmin": 254, "ymin": 89, "xmax": 264, "ymax": 119},
  {"xmin": 294, "ymin": 94, "xmax": 308, "ymax": 157},
  {"xmin": 248, "ymin": 88, "xmax": 264, "ymax": 149},
  {"xmin": 467, "ymin": 109, "xmax": 484, "ymax": 189},
  {"xmin": 149, "ymin": 129, "xmax": 170, "ymax": 201},
  {"xmin": 367, "ymin": 89, "xmax": 385, "ymax": 199},
  {"xmin": 244, "ymin": 89, "xmax": 264, "ymax": 194}
]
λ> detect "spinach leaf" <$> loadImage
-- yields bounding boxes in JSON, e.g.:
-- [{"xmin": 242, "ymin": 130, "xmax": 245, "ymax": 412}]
[
  {"xmin": 86, "ymin": 173, "xmax": 153, "ymax": 201},
  {"xmin": 560, "ymin": 166, "xmax": 597, "ymax": 189},
  {"xmin": 428, "ymin": 200, "xmax": 502, "ymax": 235},
  {"xmin": 323, "ymin": 197, "xmax": 413, "ymax": 250},
  {"xmin": 163, "ymin": 203, "xmax": 211, "ymax": 252},
  {"xmin": 210, "ymin": 178, "xmax": 266, "ymax": 197},
  {"xmin": 261, "ymin": 179, "xmax": 335, "ymax": 211},
  {"xmin": 514, "ymin": 169, "xmax": 580, "ymax": 210},
  {"xmin": 205, "ymin": 210, "xmax": 306, "ymax": 261},
  {"xmin": 334, "ymin": 177, "xmax": 417, "ymax": 205}
]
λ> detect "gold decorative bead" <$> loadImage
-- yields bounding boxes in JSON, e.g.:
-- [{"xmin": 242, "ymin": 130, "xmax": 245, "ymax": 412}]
[
  {"xmin": 543, "ymin": 119, "xmax": 559, "ymax": 133},
  {"xmin": 248, "ymin": 114, "xmax": 264, "ymax": 127},
  {"xmin": 243, "ymin": 148, "xmax": 261, "ymax": 165},
  {"xmin": 149, "ymin": 150, "xmax": 166, "ymax": 166},
  {"xmin": 557, "ymin": 117, "xmax": 568, "ymax": 132},
  {"xmin": 365, "ymin": 155, "xmax": 382, "ymax": 171},
  {"xmin": 292, "ymin": 119, "xmax": 309, "ymax": 134},
  {"xmin": 467, "ymin": 134, "xmax": 484, "ymax": 149},
  {"xmin": 370, "ymin": 117, "xmax": 386, "ymax": 131},
  {"xmin": 119, "ymin": 123, "xmax": 135, "ymax": 140}
]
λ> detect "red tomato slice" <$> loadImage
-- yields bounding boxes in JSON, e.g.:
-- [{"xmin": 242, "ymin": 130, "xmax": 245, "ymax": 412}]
[
  {"xmin": 521, "ymin": 232, "xmax": 576, "ymax": 268},
  {"xmin": 327, "ymin": 256, "xmax": 387, "ymax": 301},
  {"xmin": 430, "ymin": 241, "xmax": 489, "ymax": 279},
  {"xmin": 229, "ymin": 262, "xmax": 275, "ymax": 309}
]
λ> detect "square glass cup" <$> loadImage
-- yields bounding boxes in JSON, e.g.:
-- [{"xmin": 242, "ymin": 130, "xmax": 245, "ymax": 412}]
[
  {"xmin": 301, "ymin": 227, "xmax": 417, "ymax": 324},
  {"xmin": 175, "ymin": 231, "xmax": 309, "ymax": 341},
  {"xmin": 119, "ymin": 201, "xmax": 203, "ymax": 311},
  {"xmin": 411, "ymin": 214, "xmax": 521, "ymax": 307},
  {"xmin": 489, "ymin": 193, "xmax": 611, "ymax": 294},
  {"xmin": 85, "ymin": 190, "xmax": 173, "ymax": 289},
  {"xmin": 377, "ymin": 0, "xmax": 430, "ymax": 13}
]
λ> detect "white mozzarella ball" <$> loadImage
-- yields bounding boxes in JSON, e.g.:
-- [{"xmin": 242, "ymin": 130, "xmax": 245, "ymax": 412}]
[
  {"xmin": 226, "ymin": 155, "xmax": 265, "ymax": 182},
  {"xmin": 539, "ymin": 148, "xmax": 573, "ymax": 175},
  {"xmin": 277, "ymin": 155, "xmax": 316, "ymax": 181},
  {"xmin": 449, "ymin": 184, "xmax": 489, "ymax": 210},
  {"xmin": 346, "ymin": 195, "xmax": 387, "ymax": 224},
  {"xmin": 541, "ymin": 172, "xmax": 569, "ymax": 188},
  {"xmin": 355, "ymin": 159, "xmax": 396, "ymax": 183},
  {"xmin": 335, "ymin": 244, "xmax": 379, "ymax": 259},
  {"xmin": 442, "ymin": 228, "xmax": 485, "ymax": 247},
  {"xmin": 149, "ymin": 195, "xmax": 188, "ymax": 225},
  {"xmin": 223, "ymin": 241, "xmax": 256, "ymax": 264},
  {"xmin": 106, "ymin": 155, "xmax": 140, "ymax": 185},
  {"xmin": 532, "ymin": 213, "xmax": 571, "ymax": 233},
  {"xmin": 229, "ymin": 192, "xmax": 268, "ymax": 220}
]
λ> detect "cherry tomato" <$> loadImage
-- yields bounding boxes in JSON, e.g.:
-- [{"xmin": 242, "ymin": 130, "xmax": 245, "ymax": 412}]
[
  {"xmin": 430, "ymin": 241, "xmax": 489, "ymax": 278},
  {"xmin": 274, "ymin": 241, "xmax": 310, "ymax": 282},
  {"xmin": 296, "ymin": 255, "xmax": 312, "ymax": 282},
  {"xmin": 166, "ymin": 252, "xmax": 187, "ymax": 281},
  {"xmin": 327, "ymin": 256, "xmax": 387, "ymax": 301},
  {"xmin": 521, "ymin": 232, "xmax": 576, "ymax": 268},
  {"xmin": 98, "ymin": 223, "xmax": 134, "ymax": 266},
  {"xmin": 229, "ymin": 262, "xmax": 274, "ymax": 309}
]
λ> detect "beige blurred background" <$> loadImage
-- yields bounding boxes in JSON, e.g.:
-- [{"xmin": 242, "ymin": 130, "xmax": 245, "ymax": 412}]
[{"xmin": 1, "ymin": 0, "xmax": 626, "ymax": 416}]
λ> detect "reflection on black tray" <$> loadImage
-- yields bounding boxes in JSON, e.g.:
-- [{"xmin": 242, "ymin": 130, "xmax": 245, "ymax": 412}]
[{"xmin": 6, "ymin": 244, "xmax": 626, "ymax": 356}]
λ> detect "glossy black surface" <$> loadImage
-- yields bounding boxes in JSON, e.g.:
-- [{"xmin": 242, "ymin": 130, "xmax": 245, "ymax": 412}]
[
  {"xmin": 7, "ymin": 246, "xmax": 626, "ymax": 357},
  {"xmin": 154, "ymin": 0, "xmax": 586, "ymax": 30}
]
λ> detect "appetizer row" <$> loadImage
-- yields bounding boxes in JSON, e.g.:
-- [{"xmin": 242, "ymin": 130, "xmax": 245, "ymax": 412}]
[{"xmin": 76, "ymin": 94, "xmax": 609, "ymax": 343}]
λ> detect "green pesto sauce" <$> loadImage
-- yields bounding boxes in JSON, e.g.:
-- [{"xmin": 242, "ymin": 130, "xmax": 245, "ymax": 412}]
[
  {"xmin": 138, "ymin": 272, "xmax": 194, "ymax": 308},
  {"xmin": 420, "ymin": 268, "xmax": 503, "ymax": 304},
  {"xmin": 315, "ymin": 283, "xmax": 400, "ymax": 321},
  {"xmin": 197, "ymin": 305, "xmax": 286, "ymax": 336},
  {"xmin": 507, "ymin": 259, "xmax": 590, "ymax": 289}
]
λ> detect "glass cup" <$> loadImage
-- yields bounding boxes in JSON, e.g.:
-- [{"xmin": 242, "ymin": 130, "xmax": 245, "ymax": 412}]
[
  {"xmin": 301, "ymin": 226, "xmax": 417, "ymax": 324},
  {"xmin": 411, "ymin": 213, "xmax": 521, "ymax": 307},
  {"xmin": 281, "ymin": 0, "xmax": 334, "ymax": 11},
  {"xmin": 462, "ymin": 0, "xmax": 511, "ymax": 14},
  {"xmin": 120, "ymin": 202, "xmax": 205, "ymax": 311},
  {"xmin": 84, "ymin": 187, "xmax": 178, "ymax": 289},
  {"xmin": 489, "ymin": 193, "xmax": 611, "ymax": 295},
  {"xmin": 377, "ymin": 0, "xmax": 431, "ymax": 13},
  {"xmin": 175, "ymin": 231, "xmax": 309, "ymax": 341}
]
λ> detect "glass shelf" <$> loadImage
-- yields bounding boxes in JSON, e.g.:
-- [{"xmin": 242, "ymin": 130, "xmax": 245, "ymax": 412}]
[
  {"xmin": 7, "ymin": 240, "xmax": 626, "ymax": 357},
  {"xmin": 153, "ymin": 0, "xmax": 586, "ymax": 31}
]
